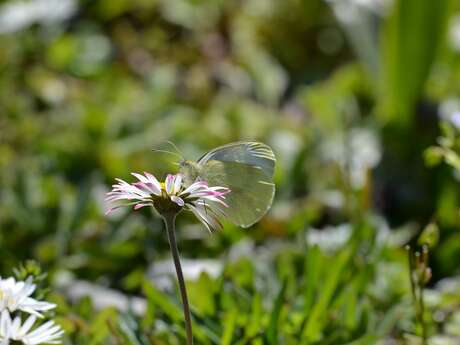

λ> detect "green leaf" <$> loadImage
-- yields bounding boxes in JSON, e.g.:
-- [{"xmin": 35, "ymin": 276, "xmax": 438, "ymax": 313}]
[
  {"xmin": 220, "ymin": 308, "xmax": 238, "ymax": 345},
  {"xmin": 187, "ymin": 272, "xmax": 216, "ymax": 316},
  {"xmin": 418, "ymin": 222, "xmax": 440, "ymax": 248},
  {"xmin": 301, "ymin": 247, "xmax": 353, "ymax": 342},
  {"xmin": 266, "ymin": 279, "xmax": 287, "ymax": 345},
  {"xmin": 344, "ymin": 335, "xmax": 381, "ymax": 345},
  {"xmin": 88, "ymin": 308, "xmax": 119, "ymax": 345},
  {"xmin": 142, "ymin": 280, "xmax": 214, "ymax": 344},
  {"xmin": 444, "ymin": 150, "xmax": 460, "ymax": 171},
  {"xmin": 424, "ymin": 147, "xmax": 445, "ymax": 167},
  {"xmin": 381, "ymin": 0, "xmax": 450, "ymax": 125},
  {"xmin": 142, "ymin": 280, "xmax": 182, "ymax": 322},
  {"xmin": 246, "ymin": 292, "xmax": 263, "ymax": 338},
  {"xmin": 303, "ymin": 245, "xmax": 322, "ymax": 316},
  {"xmin": 117, "ymin": 313, "xmax": 147, "ymax": 345}
]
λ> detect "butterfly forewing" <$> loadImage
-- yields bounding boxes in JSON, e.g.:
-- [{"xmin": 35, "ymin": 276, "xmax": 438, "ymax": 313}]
[
  {"xmin": 197, "ymin": 142, "xmax": 276, "ymax": 228},
  {"xmin": 198, "ymin": 142, "xmax": 275, "ymax": 178}
]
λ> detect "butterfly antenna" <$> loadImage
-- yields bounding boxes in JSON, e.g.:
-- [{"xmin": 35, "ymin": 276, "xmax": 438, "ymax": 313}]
[
  {"xmin": 165, "ymin": 141, "xmax": 185, "ymax": 161},
  {"xmin": 151, "ymin": 148, "xmax": 183, "ymax": 160}
]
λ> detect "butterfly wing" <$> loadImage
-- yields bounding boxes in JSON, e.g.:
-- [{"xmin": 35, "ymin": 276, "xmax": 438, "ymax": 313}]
[
  {"xmin": 198, "ymin": 142, "xmax": 276, "ymax": 228},
  {"xmin": 198, "ymin": 142, "xmax": 275, "ymax": 178}
]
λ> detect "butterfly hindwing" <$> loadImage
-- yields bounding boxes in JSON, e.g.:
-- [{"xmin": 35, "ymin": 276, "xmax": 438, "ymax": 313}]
[{"xmin": 199, "ymin": 160, "xmax": 275, "ymax": 227}]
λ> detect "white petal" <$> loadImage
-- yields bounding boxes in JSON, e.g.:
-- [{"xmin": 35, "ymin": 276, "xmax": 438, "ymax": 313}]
[
  {"xmin": 187, "ymin": 204, "xmax": 222, "ymax": 232},
  {"xmin": 165, "ymin": 174, "xmax": 175, "ymax": 194},
  {"xmin": 173, "ymin": 174, "xmax": 183, "ymax": 194},
  {"xmin": 20, "ymin": 315, "xmax": 37, "ymax": 336},
  {"xmin": 0, "ymin": 311, "xmax": 11, "ymax": 337}
]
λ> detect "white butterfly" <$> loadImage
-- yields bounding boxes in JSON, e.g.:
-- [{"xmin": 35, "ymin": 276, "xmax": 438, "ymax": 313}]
[{"xmin": 179, "ymin": 141, "xmax": 276, "ymax": 228}]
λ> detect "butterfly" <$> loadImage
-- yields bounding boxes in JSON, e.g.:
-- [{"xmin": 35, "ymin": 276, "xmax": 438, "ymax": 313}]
[{"xmin": 178, "ymin": 141, "xmax": 276, "ymax": 228}]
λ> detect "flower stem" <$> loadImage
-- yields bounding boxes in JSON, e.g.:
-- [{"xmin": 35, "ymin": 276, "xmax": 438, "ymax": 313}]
[{"xmin": 163, "ymin": 213, "xmax": 194, "ymax": 345}]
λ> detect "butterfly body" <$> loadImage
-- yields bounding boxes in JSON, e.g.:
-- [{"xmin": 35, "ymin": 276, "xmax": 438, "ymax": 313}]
[{"xmin": 179, "ymin": 141, "xmax": 276, "ymax": 228}]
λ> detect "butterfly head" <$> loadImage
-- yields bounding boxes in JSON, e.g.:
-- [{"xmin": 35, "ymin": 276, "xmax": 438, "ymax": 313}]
[{"xmin": 179, "ymin": 160, "xmax": 201, "ymax": 186}]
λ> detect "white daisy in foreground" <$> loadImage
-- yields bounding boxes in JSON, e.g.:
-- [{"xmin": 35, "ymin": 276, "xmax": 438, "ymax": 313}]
[
  {"xmin": 0, "ymin": 310, "xmax": 63, "ymax": 345},
  {"xmin": 106, "ymin": 172, "xmax": 230, "ymax": 232},
  {"xmin": 0, "ymin": 278, "xmax": 55, "ymax": 317}
]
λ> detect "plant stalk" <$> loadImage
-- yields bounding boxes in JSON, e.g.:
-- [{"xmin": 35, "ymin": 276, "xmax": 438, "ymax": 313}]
[
  {"xmin": 163, "ymin": 213, "xmax": 194, "ymax": 345},
  {"xmin": 407, "ymin": 247, "xmax": 427, "ymax": 344}
]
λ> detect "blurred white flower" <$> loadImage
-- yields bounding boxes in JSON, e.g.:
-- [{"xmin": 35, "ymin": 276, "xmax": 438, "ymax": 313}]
[
  {"xmin": 270, "ymin": 131, "xmax": 302, "ymax": 171},
  {"xmin": 428, "ymin": 335, "xmax": 459, "ymax": 345},
  {"xmin": 0, "ymin": 278, "xmax": 55, "ymax": 318},
  {"xmin": 449, "ymin": 112, "xmax": 460, "ymax": 129},
  {"xmin": 327, "ymin": 0, "xmax": 390, "ymax": 24},
  {"xmin": 449, "ymin": 14, "xmax": 460, "ymax": 52},
  {"xmin": 0, "ymin": 0, "xmax": 77, "ymax": 33},
  {"xmin": 320, "ymin": 128, "xmax": 381, "ymax": 188},
  {"xmin": 350, "ymin": 0, "xmax": 391, "ymax": 14},
  {"xmin": 348, "ymin": 128, "xmax": 381, "ymax": 187},
  {"xmin": 0, "ymin": 310, "xmax": 63, "ymax": 345},
  {"xmin": 326, "ymin": 0, "xmax": 390, "ymax": 74},
  {"xmin": 307, "ymin": 224, "xmax": 352, "ymax": 252},
  {"xmin": 149, "ymin": 258, "xmax": 223, "ymax": 290},
  {"xmin": 439, "ymin": 98, "xmax": 460, "ymax": 129},
  {"xmin": 316, "ymin": 190, "xmax": 345, "ymax": 209}
]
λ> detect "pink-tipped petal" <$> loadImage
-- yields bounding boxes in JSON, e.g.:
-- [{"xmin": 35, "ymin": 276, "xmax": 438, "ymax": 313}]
[
  {"xmin": 171, "ymin": 195, "xmax": 185, "ymax": 207},
  {"xmin": 144, "ymin": 172, "xmax": 162, "ymax": 194},
  {"xmin": 134, "ymin": 203, "xmax": 151, "ymax": 210},
  {"xmin": 106, "ymin": 173, "xmax": 161, "ymax": 214},
  {"xmin": 105, "ymin": 205, "xmax": 125, "ymax": 215}
]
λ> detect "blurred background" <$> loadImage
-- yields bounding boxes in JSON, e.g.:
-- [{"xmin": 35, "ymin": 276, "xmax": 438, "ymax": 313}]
[{"xmin": 3, "ymin": 0, "xmax": 460, "ymax": 343}]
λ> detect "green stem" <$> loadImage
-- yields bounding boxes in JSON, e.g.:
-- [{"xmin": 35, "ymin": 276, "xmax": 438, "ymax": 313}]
[
  {"xmin": 419, "ymin": 284, "xmax": 427, "ymax": 345},
  {"xmin": 407, "ymin": 249, "xmax": 420, "ymax": 334},
  {"xmin": 407, "ymin": 248, "xmax": 417, "ymax": 309},
  {"xmin": 163, "ymin": 213, "xmax": 194, "ymax": 345},
  {"xmin": 419, "ymin": 259, "xmax": 427, "ymax": 344},
  {"xmin": 407, "ymin": 247, "xmax": 427, "ymax": 344}
]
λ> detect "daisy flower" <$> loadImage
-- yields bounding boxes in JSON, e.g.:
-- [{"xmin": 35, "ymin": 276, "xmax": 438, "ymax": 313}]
[
  {"xmin": 106, "ymin": 171, "xmax": 231, "ymax": 345},
  {"xmin": 0, "ymin": 278, "xmax": 56, "ymax": 318},
  {"xmin": 0, "ymin": 310, "xmax": 64, "ymax": 345},
  {"xmin": 106, "ymin": 172, "xmax": 230, "ymax": 232}
]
